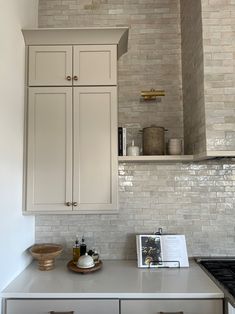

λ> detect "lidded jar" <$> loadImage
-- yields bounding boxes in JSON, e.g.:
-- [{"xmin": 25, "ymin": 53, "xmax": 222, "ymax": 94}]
[
  {"xmin": 77, "ymin": 253, "xmax": 94, "ymax": 268},
  {"xmin": 142, "ymin": 126, "xmax": 166, "ymax": 155}
]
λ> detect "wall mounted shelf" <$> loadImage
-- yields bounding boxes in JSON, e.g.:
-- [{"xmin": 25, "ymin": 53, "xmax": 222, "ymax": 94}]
[{"xmin": 118, "ymin": 155, "xmax": 194, "ymax": 163}]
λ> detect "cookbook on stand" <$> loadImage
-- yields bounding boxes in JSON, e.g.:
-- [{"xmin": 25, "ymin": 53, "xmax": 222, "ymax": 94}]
[{"xmin": 136, "ymin": 234, "xmax": 189, "ymax": 268}]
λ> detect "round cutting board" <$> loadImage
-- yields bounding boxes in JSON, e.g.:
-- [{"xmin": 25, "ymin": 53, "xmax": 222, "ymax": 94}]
[{"xmin": 67, "ymin": 260, "xmax": 102, "ymax": 274}]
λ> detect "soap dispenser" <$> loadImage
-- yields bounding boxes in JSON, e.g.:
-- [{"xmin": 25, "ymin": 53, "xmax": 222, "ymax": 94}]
[{"xmin": 127, "ymin": 140, "xmax": 140, "ymax": 156}]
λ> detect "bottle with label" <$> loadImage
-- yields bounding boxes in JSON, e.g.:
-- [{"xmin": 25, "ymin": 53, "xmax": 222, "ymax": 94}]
[
  {"xmin": 80, "ymin": 236, "xmax": 87, "ymax": 256},
  {"xmin": 72, "ymin": 235, "xmax": 80, "ymax": 264}
]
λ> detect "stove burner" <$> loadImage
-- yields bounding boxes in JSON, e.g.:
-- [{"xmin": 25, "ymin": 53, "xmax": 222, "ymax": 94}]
[{"xmin": 200, "ymin": 260, "xmax": 235, "ymax": 299}]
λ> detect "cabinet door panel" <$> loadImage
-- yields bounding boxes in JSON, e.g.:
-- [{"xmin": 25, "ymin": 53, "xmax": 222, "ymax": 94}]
[
  {"xmin": 121, "ymin": 299, "xmax": 223, "ymax": 314},
  {"xmin": 73, "ymin": 87, "xmax": 118, "ymax": 211},
  {"xmin": 73, "ymin": 45, "xmax": 117, "ymax": 85},
  {"xmin": 26, "ymin": 87, "xmax": 72, "ymax": 212},
  {"xmin": 6, "ymin": 299, "xmax": 119, "ymax": 314},
  {"xmin": 28, "ymin": 46, "xmax": 72, "ymax": 86}
]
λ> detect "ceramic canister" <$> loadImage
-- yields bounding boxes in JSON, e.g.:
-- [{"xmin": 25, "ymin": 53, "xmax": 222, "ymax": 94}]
[
  {"xmin": 142, "ymin": 126, "xmax": 166, "ymax": 155},
  {"xmin": 168, "ymin": 138, "xmax": 182, "ymax": 155}
]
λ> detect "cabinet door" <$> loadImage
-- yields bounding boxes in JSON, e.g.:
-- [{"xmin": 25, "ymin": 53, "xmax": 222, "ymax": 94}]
[
  {"xmin": 28, "ymin": 46, "xmax": 73, "ymax": 86},
  {"xmin": 73, "ymin": 87, "xmax": 118, "ymax": 211},
  {"xmin": 121, "ymin": 300, "xmax": 223, "ymax": 314},
  {"xmin": 73, "ymin": 45, "xmax": 117, "ymax": 85},
  {"xmin": 6, "ymin": 299, "xmax": 119, "ymax": 314},
  {"xmin": 26, "ymin": 87, "xmax": 73, "ymax": 212}
]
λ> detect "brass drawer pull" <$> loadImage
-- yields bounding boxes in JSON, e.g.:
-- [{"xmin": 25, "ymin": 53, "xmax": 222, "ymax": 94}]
[
  {"xmin": 49, "ymin": 312, "xmax": 74, "ymax": 314},
  {"xmin": 66, "ymin": 202, "xmax": 72, "ymax": 206},
  {"xmin": 160, "ymin": 312, "xmax": 183, "ymax": 314},
  {"xmin": 72, "ymin": 202, "xmax": 78, "ymax": 206},
  {"xmin": 66, "ymin": 76, "xmax": 72, "ymax": 81},
  {"xmin": 73, "ymin": 75, "xmax": 78, "ymax": 81}
]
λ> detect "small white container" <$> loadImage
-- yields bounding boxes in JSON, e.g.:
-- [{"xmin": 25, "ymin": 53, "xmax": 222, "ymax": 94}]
[
  {"xmin": 127, "ymin": 140, "xmax": 140, "ymax": 156},
  {"xmin": 168, "ymin": 138, "xmax": 182, "ymax": 155}
]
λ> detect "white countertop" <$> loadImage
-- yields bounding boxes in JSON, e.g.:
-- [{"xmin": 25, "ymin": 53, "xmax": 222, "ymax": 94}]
[{"xmin": 1, "ymin": 260, "xmax": 224, "ymax": 299}]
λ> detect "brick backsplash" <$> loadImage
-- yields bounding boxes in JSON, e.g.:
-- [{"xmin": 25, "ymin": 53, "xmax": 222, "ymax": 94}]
[{"xmin": 36, "ymin": 159, "xmax": 235, "ymax": 260}]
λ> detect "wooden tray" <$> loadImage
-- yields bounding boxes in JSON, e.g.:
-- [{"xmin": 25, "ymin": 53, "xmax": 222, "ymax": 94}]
[{"xmin": 67, "ymin": 260, "xmax": 102, "ymax": 274}]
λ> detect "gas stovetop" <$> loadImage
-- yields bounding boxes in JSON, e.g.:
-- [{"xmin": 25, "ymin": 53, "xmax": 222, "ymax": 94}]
[{"xmin": 197, "ymin": 258, "xmax": 235, "ymax": 306}]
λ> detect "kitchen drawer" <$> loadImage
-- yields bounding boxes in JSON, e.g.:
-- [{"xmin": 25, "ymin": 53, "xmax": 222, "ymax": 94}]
[
  {"xmin": 121, "ymin": 299, "xmax": 223, "ymax": 314},
  {"xmin": 6, "ymin": 299, "xmax": 119, "ymax": 314}
]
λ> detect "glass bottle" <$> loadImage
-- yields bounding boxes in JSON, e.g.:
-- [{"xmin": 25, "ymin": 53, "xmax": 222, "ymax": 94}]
[
  {"xmin": 80, "ymin": 236, "xmax": 87, "ymax": 256},
  {"xmin": 72, "ymin": 235, "xmax": 80, "ymax": 264}
]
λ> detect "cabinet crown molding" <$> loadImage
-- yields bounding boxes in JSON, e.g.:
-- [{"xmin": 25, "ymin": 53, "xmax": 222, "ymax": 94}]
[{"xmin": 22, "ymin": 27, "xmax": 129, "ymax": 59}]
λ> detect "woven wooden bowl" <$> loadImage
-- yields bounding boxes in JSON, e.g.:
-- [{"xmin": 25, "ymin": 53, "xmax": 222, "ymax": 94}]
[{"xmin": 29, "ymin": 243, "xmax": 63, "ymax": 271}]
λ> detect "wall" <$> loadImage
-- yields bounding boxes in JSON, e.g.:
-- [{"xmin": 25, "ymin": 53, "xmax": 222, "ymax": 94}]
[
  {"xmin": 0, "ymin": 0, "xmax": 38, "ymax": 308},
  {"xmin": 201, "ymin": 0, "xmax": 235, "ymax": 153},
  {"xmin": 180, "ymin": 0, "xmax": 207, "ymax": 155},
  {"xmin": 36, "ymin": 159, "xmax": 235, "ymax": 259},
  {"xmin": 36, "ymin": 0, "xmax": 235, "ymax": 260},
  {"xmin": 181, "ymin": 0, "xmax": 235, "ymax": 156}
]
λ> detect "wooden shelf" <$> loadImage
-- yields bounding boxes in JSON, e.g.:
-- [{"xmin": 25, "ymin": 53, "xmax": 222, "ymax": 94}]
[{"xmin": 118, "ymin": 155, "xmax": 194, "ymax": 162}]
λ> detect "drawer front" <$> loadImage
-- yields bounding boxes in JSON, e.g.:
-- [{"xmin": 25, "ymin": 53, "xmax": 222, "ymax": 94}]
[
  {"xmin": 121, "ymin": 299, "xmax": 223, "ymax": 314},
  {"xmin": 6, "ymin": 299, "xmax": 119, "ymax": 314}
]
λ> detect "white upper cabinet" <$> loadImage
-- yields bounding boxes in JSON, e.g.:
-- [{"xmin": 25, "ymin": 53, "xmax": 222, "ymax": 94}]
[
  {"xmin": 73, "ymin": 87, "xmax": 118, "ymax": 211},
  {"xmin": 29, "ymin": 45, "xmax": 117, "ymax": 86},
  {"xmin": 73, "ymin": 45, "xmax": 117, "ymax": 85},
  {"xmin": 22, "ymin": 28, "xmax": 128, "ymax": 214},
  {"xmin": 27, "ymin": 87, "xmax": 73, "ymax": 212},
  {"xmin": 26, "ymin": 86, "xmax": 117, "ymax": 213},
  {"xmin": 28, "ymin": 46, "xmax": 73, "ymax": 86}
]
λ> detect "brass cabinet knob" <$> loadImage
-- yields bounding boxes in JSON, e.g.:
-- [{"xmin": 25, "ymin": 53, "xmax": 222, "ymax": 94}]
[
  {"xmin": 73, "ymin": 75, "xmax": 78, "ymax": 81},
  {"xmin": 73, "ymin": 202, "xmax": 78, "ymax": 206},
  {"xmin": 66, "ymin": 202, "xmax": 72, "ymax": 206},
  {"xmin": 66, "ymin": 76, "xmax": 72, "ymax": 81}
]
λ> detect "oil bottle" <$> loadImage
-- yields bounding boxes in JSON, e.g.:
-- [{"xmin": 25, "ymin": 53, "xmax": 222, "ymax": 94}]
[{"xmin": 72, "ymin": 235, "xmax": 80, "ymax": 264}]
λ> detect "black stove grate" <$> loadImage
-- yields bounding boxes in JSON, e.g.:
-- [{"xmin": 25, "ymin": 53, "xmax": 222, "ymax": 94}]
[{"xmin": 200, "ymin": 260, "xmax": 235, "ymax": 298}]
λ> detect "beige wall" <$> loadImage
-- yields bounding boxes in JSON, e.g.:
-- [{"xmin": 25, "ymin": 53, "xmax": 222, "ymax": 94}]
[{"xmin": 0, "ymin": 0, "xmax": 38, "ymax": 302}]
